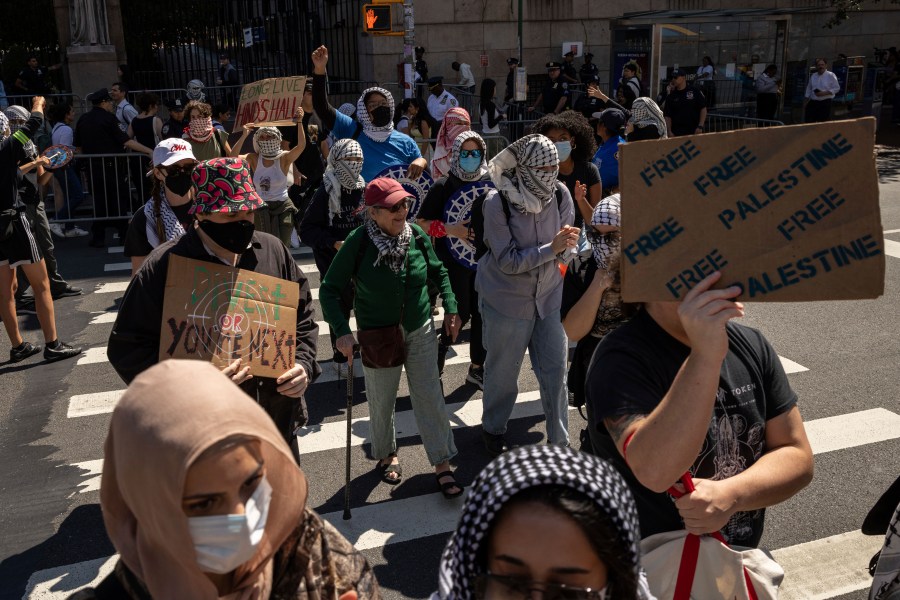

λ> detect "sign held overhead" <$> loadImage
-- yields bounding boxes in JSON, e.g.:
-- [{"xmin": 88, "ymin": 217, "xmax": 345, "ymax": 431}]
[{"xmin": 233, "ymin": 76, "xmax": 307, "ymax": 132}]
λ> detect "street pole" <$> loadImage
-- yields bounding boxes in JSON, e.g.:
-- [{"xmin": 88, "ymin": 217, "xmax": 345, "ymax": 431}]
[
  {"xmin": 404, "ymin": 0, "xmax": 415, "ymax": 99},
  {"xmin": 517, "ymin": 0, "xmax": 523, "ymax": 64}
]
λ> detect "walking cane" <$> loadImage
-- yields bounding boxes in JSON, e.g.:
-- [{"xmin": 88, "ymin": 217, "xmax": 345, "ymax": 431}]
[{"xmin": 343, "ymin": 347, "xmax": 357, "ymax": 520}]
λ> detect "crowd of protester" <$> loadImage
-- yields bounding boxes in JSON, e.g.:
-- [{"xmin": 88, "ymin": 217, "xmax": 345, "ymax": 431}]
[{"xmin": 6, "ymin": 45, "xmax": 899, "ymax": 600}]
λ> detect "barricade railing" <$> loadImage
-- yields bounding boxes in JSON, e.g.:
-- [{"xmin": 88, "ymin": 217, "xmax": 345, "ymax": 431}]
[
  {"xmin": 3, "ymin": 93, "xmax": 87, "ymax": 117},
  {"xmin": 704, "ymin": 113, "xmax": 784, "ymax": 132}
]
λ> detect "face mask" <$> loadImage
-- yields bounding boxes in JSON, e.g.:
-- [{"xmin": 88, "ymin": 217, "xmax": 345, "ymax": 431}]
[
  {"xmin": 165, "ymin": 171, "xmax": 194, "ymax": 196},
  {"xmin": 459, "ymin": 155, "xmax": 482, "ymax": 173},
  {"xmin": 555, "ymin": 141, "xmax": 572, "ymax": 162},
  {"xmin": 335, "ymin": 159, "xmax": 364, "ymax": 189},
  {"xmin": 370, "ymin": 105, "xmax": 392, "ymax": 128},
  {"xmin": 257, "ymin": 138, "xmax": 282, "ymax": 158},
  {"xmin": 189, "ymin": 117, "xmax": 213, "ymax": 139},
  {"xmin": 188, "ymin": 476, "xmax": 271, "ymax": 574},
  {"xmin": 9, "ymin": 121, "xmax": 24, "ymax": 135},
  {"xmin": 198, "ymin": 218, "xmax": 255, "ymax": 254}
]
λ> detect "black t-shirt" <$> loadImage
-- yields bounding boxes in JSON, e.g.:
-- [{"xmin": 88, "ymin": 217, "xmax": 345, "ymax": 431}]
[
  {"xmin": 585, "ymin": 309, "xmax": 797, "ymax": 547},
  {"xmin": 160, "ymin": 118, "xmax": 185, "ymax": 140},
  {"xmin": 557, "ymin": 161, "xmax": 600, "ymax": 228},
  {"xmin": 123, "ymin": 200, "xmax": 194, "ymax": 258},
  {"xmin": 418, "ymin": 173, "xmax": 468, "ymax": 265},
  {"xmin": 74, "ymin": 107, "xmax": 130, "ymax": 154},
  {"xmin": 663, "ymin": 86, "xmax": 707, "ymax": 136},
  {"xmin": 279, "ymin": 113, "xmax": 324, "ymax": 189}
]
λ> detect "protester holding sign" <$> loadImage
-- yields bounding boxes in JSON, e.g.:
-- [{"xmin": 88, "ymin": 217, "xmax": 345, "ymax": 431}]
[
  {"xmin": 108, "ymin": 157, "xmax": 320, "ymax": 448},
  {"xmin": 310, "ymin": 46, "xmax": 427, "ymax": 182}
]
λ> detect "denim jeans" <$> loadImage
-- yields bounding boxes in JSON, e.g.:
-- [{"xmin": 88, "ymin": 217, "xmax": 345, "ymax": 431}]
[
  {"xmin": 53, "ymin": 167, "xmax": 86, "ymax": 225},
  {"xmin": 480, "ymin": 299, "xmax": 569, "ymax": 445},
  {"xmin": 362, "ymin": 319, "xmax": 458, "ymax": 465}
]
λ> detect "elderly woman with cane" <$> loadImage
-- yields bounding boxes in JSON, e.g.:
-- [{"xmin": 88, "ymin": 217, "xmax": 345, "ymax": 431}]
[{"xmin": 319, "ymin": 177, "xmax": 464, "ymax": 499}]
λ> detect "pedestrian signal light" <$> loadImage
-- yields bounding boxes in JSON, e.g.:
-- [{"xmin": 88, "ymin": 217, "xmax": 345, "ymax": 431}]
[{"xmin": 363, "ymin": 4, "xmax": 392, "ymax": 33}]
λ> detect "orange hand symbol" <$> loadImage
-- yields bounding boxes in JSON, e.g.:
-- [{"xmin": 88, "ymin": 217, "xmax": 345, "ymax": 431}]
[{"xmin": 366, "ymin": 9, "xmax": 377, "ymax": 29}]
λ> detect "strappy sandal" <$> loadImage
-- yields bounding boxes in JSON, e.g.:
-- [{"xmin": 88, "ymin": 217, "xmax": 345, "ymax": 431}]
[
  {"xmin": 377, "ymin": 456, "xmax": 402, "ymax": 485},
  {"xmin": 436, "ymin": 471, "xmax": 464, "ymax": 499}
]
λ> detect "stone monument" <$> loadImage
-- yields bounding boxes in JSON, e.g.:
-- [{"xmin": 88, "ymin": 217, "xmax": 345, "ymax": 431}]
[{"xmin": 56, "ymin": 0, "xmax": 120, "ymax": 109}]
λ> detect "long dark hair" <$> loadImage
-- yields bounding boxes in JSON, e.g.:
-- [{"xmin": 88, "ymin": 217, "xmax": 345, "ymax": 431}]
[
  {"xmin": 149, "ymin": 174, "xmax": 166, "ymax": 244},
  {"xmin": 479, "ymin": 485, "xmax": 640, "ymax": 598},
  {"xmin": 400, "ymin": 97, "xmax": 435, "ymax": 131},
  {"xmin": 531, "ymin": 111, "xmax": 598, "ymax": 163},
  {"xmin": 479, "ymin": 78, "xmax": 497, "ymax": 117}
]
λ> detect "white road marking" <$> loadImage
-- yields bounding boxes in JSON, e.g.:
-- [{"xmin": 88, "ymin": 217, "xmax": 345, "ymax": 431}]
[
  {"xmin": 75, "ymin": 347, "xmax": 108, "ymax": 366},
  {"xmin": 68, "ymin": 460, "xmax": 103, "ymax": 494},
  {"xmin": 103, "ymin": 262, "xmax": 131, "ymax": 272},
  {"xmin": 317, "ymin": 308, "xmax": 444, "ymax": 337},
  {"xmin": 883, "ymin": 228, "xmax": 900, "ymax": 234},
  {"xmin": 107, "ymin": 246, "xmax": 123, "ymax": 254},
  {"xmin": 804, "ymin": 407, "xmax": 900, "ymax": 454},
  {"xmin": 89, "ymin": 312, "xmax": 117, "ymax": 325},
  {"xmin": 885, "ymin": 239, "xmax": 900, "ymax": 259},
  {"xmin": 779, "ymin": 356, "xmax": 808, "ymax": 374},
  {"xmin": 299, "ymin": 263, "xmax": 317, "ymax": 274},
  {"xmin": 24, "ymin": 556, "xmax": 117, "ymax": 600},
  {"xmin": 314, "ymin": 343, "xmax": 490, "ymax": 385},
  {"xmin": 94, "ymin": 281, "xmax": 129, "ymax": 294},
  {"xmin": 67, "ymin": 391, "xmax": 124, "ymax": 418}
]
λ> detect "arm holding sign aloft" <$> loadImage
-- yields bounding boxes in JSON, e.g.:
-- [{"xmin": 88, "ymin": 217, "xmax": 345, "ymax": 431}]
[
  {"xmin": 283, "ymin": 107, "xmax": 307, "ymax": 168},
  {"xmin": 230, "ymin": 122, "xmax": 257, "ymax": 158},
  {"xmin": 311, "ymin": 46, "xmax": 338, "ymax": 131}
]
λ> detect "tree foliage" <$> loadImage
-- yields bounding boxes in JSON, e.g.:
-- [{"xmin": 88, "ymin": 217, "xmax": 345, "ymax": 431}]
[{"xmin": 825, "ymin": 0, "xmax": 900, "ymax": 28}]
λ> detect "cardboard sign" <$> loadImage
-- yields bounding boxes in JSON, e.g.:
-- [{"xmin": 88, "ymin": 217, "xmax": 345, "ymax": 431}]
[
  {"xmin": 233, "ymin": 76, "xmax": 307, "ymax": 132},
  {"xmin": 619, "ymin": 118, "xmax": 884, "ymax": 302},
  {"xmin": 159, "ymin": 255, "xmax": 300, "ymax": 377}
]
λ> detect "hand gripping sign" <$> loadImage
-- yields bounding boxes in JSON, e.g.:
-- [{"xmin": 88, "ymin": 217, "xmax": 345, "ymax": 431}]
[
  {"xmin": 159, "ymin": 255, "xmax": 300, "ymax": 377},
  {"xmin": 233, "ymin": 76, "xmax": 307, "ymax": 132},
  {"xmin": 618, "ymin": 118, "xmax": 884, "ymax": 302}
]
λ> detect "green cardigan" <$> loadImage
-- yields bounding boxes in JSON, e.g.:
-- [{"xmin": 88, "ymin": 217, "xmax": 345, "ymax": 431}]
[{"xmin": 320, "ymin": 224, "xmax": 458, "ymax": 339}]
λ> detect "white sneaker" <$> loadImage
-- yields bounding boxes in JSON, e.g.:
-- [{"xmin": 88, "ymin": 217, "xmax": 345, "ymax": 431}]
[
  {"xmin": 65, "ymin": 226, "xmax": 89, "ymax": 238},
  {"xmin": 49, "ymin": 223, "xmax": 66, "ymax": 238}
]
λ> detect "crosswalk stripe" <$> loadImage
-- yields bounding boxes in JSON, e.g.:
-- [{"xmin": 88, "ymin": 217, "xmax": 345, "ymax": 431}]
[
  {"xmin": 107, "ymin": 246, "xmax": 124, "ymax": 254},
  {"xmin": 89, "ymin": 312, "xmax": 117, "ymax": 325},
  {"xmin": 94, "ymin": 281, "xmax": 129, "ymax": 294},
  {"xmin": 69, "ymin": 460, "xmax": 103, "ymax": 494},
  {"xmin": 779, "ymin": 356, "xmax": 808, "ymax": 374},
  {"xmin": 75, "ymin": 347, "xmax": 108, "ymax": 366},
  {"xmin": 103, "ymin": 262, "xmax": 131, "ymax": 272},
  {"xmin": 315, "ymin": 343, "xmax": 482, "ymax": 385},
  {"xmin": 67, "ymin": 391, "xmax": 124, "ymax": 418},
  {"xmin": 885, "ymin": 239, "xmax": 900, "ymax": 259},
  {"xmin": 803, "ymin": 407, "xmax": 900, "ymax": 454}
]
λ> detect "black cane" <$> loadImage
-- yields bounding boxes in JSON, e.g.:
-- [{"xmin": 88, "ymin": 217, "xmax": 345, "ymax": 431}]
[{"xmin": 342, "ymin": 347, "xmax": 357, "ymax": 520}]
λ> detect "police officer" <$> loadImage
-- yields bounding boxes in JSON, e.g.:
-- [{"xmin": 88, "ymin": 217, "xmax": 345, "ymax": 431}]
[
  {"xmin": 579, "ymin": 53, "xmax": 599, "ymax": 84},
  {"xmin": 561, "ymin": 52, "xmax": 579, "ymax": 84},
  {"xmin": 427, "ymin": 76, "xmax": 460, "ymax": 123},
  {"xmin": 575, "ymin": 74, "xmax": 604, "ymax": 119},
  {"xmin": 160, "ymin": 96, "xmax": 187, "ymax": 140},
  {"xmin": 415, "ymin": 46, "xmax": 429, "ymax": 98},
  {"xmin": 531, "ymin": 62, "xmax": 569, "ymax": 115}
]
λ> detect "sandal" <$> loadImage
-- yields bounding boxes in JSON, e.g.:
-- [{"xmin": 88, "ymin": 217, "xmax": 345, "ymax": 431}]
[
  {"xmin": 377, "ymin": 457, "xmax": 402, "ymax": 485},
  {"xmin": 436, "ymin": 471, "xmax": 464, "ymax": 499}
]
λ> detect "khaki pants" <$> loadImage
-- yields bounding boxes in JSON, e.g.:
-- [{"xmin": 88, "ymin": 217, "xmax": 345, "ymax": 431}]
[{"xmin": 254, "ymin": 198, "xmax": 297, "ymax": 247}]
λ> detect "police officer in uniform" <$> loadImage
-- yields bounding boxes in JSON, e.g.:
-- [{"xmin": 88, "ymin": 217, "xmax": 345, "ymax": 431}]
[
  {"xmin": 574, "ymin": 74, "xmax": 605, "ymax": 120},
  {"xmin": 531, "ymin": 62, "xmax": 570, "ymax": 115},
  {"xmin": 579, "ymin": 53, "xmax": 599, "ymax": 84},
  {"xmin": 561, "ymin": 52, "xmax": 579, "ymax": 84},
  {"xmin": 160, "ymin": 96, "xmax": 187, "ymax": 140},
  {"xmin": 427, "ymin": 76, "xmax": 460, "ymax": 123}
]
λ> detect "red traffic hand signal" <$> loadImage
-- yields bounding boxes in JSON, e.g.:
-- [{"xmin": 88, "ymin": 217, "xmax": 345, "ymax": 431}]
[{"xmin": 363, "ymin": 4, "xmax": 392, "ymax": 33}]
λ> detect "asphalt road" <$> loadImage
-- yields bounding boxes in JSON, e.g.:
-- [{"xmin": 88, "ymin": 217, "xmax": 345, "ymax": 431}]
[{"xmin": 1, "ymin": 148, "xmax": 898, "ymax": 599}]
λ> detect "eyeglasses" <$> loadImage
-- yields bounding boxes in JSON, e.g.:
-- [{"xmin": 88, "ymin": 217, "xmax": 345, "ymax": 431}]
[
  {"xmin": 459, "ymin": 149, "xmax": 483, "ymax": 159},
  {"xmin": 164, "ymin": 165, "xmax": 196, "ymax": 177},
  {"xmin": 472, "ymin": 573, "xmax": 608, "ymax": 600},
  {"xmin": 376, "ymin": 199, "xmax": 410, "ymax": 213}
]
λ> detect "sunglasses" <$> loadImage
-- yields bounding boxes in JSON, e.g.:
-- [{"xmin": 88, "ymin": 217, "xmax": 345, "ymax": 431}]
[
  {"xmin": 459, "ymin": 149, "xmax": 483, "ymax": 159},
  {"xmin": 377, "ymin": 199, "xmax": 411, "ymax": 213},
  {"xmin": 472, "ymin": 573, "xmax": 608, "ymax": 600},
  {"xmin": 164, "ymin": 165, "xmax": 196, "ymax": 177}
]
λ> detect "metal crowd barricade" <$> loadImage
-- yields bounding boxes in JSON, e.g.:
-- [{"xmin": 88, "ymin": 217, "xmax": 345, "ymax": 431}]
[
  {"xmin": 704, "ymin": 113, "xmax": 784, "ymax": 132},
  {"xmin": 45, "ymin": 152, "xmax": 153, "ymax": 225},
  {"xmin": 4, "ymin": 93, "xmax": 87, "ymax": 117}
]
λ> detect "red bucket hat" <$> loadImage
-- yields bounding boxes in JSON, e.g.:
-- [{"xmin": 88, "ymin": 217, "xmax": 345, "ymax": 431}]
[{"xmin": 189, "ymin": 157, "xmax": 265, "ymax": 215}]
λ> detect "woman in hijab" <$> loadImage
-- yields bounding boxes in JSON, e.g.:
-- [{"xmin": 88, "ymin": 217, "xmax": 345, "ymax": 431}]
[
  {"xmin": 299, "ymin": 138, "xmax": 366, "ymax": 363},
  {"xmin": 433, "ymin": 444, "xmax": 653, "ymax": 600},
  {"xmin": 71, "ymin": 360, "xmax": 379, "ymax": 599},
  {"xmin": 319, "ymin": 177, "xmax": 464, "ymax": 498},
  {"xmin": 626, "ymin": 97, "xmax": 667, "ymax": 142},
  {"xmin": 430, "ymin": 107, "xmax": 471, "ymax": 179},
  {"xmin": 312, "ymin": 46, "xmax": 426, "ymax": 182},
  {"xmin": 417, "ymin": 131, "xmax": 490, "ymax": 387},
  {"xmin": 475, "ymin": 134, "xmax": 579, "ymax": 455}
]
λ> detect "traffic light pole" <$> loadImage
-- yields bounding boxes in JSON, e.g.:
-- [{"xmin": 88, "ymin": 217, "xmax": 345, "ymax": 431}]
[{"xmin": 403, "ymin": 0, "xmax": 415, "ymax": 99}]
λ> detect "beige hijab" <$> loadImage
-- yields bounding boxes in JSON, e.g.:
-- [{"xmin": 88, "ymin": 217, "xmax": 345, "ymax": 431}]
[{"xmin": 100, "ymin": 360, "xmax": 308, "ymax": 599}]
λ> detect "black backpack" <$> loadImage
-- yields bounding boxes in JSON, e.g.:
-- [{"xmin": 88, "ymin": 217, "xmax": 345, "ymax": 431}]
[{"xmin": 472, "ymin": 184, "xmax": 565, "ymax": 261}]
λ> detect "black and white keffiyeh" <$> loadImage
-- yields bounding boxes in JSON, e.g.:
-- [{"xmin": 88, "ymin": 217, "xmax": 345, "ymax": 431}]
[
  {"xmin": 629, "ymin": 98, "xmax": 667, "ymax": 139},
  {"xmin": 252, "ymin": 126, "xmax": 284, "ymax": 159},
  {"xmin": 365, "ymin": 217, "xmax": 412, "ymax": 273},
  {"xmin": 323, "ymin": 139, "xmax": 365, "ymax": 224},
  {"xmin": 488, "ymin": 134, "xmax": 559, "ymax": 214},
  {"xmin": 0, "ymin": 112, "xmax": 8, "ymax": 139},
  {"xmin": 587, "ymin": 193, "xmax": 621, "ymax": 271},
  {"xmin": 435, "ymin": 444, "xmax": 643, "ymax": 600},
  {"xmin": 448, "ymin": 131, "xmax": 488, "ymax": 182},
  {"xmin": 356, "ymin": 87, "xmax": 395, "ymax": 143},
  {"xmin": 143, "ymin": 187, "xmax": 186, "ymax": 248}
]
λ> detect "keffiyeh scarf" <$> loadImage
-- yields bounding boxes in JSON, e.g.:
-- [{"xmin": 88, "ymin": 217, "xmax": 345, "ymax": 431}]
[
  {"xmin": 586, "ymin": 193, "xmax": 621, "ymax": 271},
  {"xmin": 431, "ymin": 108, "xmax": 471, "ymax": 179},
  {"xmin": 188, "ymin": 117, "xmax": 214, "ymax": 143},
  {"xmin": 0, "ymin": 112, "xmax": 8, "ymax": 139},
  {"xmin": 448, "ymin": 131, "xmax": 488, "ymax": 182},
  {"xmin": 323, "ymin": 139, "xmax": 365, "ymax": 224},
  {"xmin": 144, "ymin": 187, "xmax": 187, "ymax": 248},
  {"xmin": 629, "ymin": 98, "xmax": 668, "ymax": 139},
  {"xmin": 252, "ymin": 126, "xmax": 284, "ymax": 159},
  {"xmin": 366, "ymin": 218, "xmax": 411, "ymax": 273},
  {"xmin": 435, "ymin": 444, "xmax": 644, "ymax": 600},
  {"xmin": 487, "ymin": 134, "xmax": 559, "ymax": 214},
  {"xmin": 356, "ymin": 87, "xmax": 395, "ymax": 143}
]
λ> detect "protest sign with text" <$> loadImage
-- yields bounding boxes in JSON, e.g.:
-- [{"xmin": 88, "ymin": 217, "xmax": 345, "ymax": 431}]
[
  {"xmin": 619, "ymin": 118, "xmax": 884, "ymax": 302},
  {"xmin": 233, "ymin": 76, "xmax": 307, "ymax": 132},
  {"xmin": 158, "ymin": 255, "xmax": 300, "ymax": 377}
]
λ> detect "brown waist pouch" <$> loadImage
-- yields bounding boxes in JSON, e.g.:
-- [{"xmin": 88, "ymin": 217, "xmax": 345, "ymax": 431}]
[{"xmin": 357, "ymin": 324, "xmax": 406, "ymax": 369}]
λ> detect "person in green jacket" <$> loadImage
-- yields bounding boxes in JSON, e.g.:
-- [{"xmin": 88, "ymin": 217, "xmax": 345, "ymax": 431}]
[{"xmin": 320, "ymin": 177, "xmax": 464, "ymax": 499}]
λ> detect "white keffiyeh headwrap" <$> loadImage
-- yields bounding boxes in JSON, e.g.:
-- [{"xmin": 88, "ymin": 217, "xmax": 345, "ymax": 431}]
[
  {"xmin": 448, "ymin": 131, "xmax": 488, "ymax": 182},
  {"xmin": 586, "ymin": 193, "xmax": 621, "ymax": 271},
  {"xmin": 143, "ymin": 187, "xmax": 187, "ymax": 248},
  {"xmin": 323, "ymin": 139, "xmax": 365, "ymax": 224},
  {"xmin": 487, "ymin": 134, "xmax": 559, "ymax": 214},
  {"xmin": 0, "ymin": 112, "xmax": 9, "ymax": 139},
  {"xmin": 252, "ymin": 126, "xmax": 284, "ymax": 159},
  {"xmin": 629, "ymin": 98, "xmax": 668, "ymax": 139},
  {"xmin": 365, "ymin": 218, "xmax": 412, "ymax": 273},
  {"xmin": 356, "ymin": 87, "xmax": 395, "ymax": 143}
]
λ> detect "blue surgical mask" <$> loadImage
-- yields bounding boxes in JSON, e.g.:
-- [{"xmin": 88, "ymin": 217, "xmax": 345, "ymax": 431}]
[
  {"xmin": 459, "ymin": 155, "xmax": 482, "ymax": 173},
  {"xmin": 555, "ymin": 141, "xmax": 572, "ymax": 162}
]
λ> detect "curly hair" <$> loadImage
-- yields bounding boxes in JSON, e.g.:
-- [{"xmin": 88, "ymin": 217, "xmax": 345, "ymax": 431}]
[
  {"xmin": 530, "ymin": 111, "xmax": 597, "ymax": 163},
  {"xmin": 184, "ymin": 100, "xmax": 212, "ymax": 119}
]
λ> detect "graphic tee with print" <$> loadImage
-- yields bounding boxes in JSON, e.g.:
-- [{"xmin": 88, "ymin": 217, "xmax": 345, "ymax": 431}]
[{"xmin": 585, "ymin": 309, "xmax": 797, "ymax": 547}]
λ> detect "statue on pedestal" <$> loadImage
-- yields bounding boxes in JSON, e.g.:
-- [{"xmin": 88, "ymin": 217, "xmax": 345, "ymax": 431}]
[{"xmin": 71, "ymin": 0, "xmax": 111, "ymax": 46}]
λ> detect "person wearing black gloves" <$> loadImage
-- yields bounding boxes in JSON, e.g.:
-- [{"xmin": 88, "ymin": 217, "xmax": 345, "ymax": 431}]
[{"xmin": 0, "ymin": 96, "xmax": 82, "ymax": 363}]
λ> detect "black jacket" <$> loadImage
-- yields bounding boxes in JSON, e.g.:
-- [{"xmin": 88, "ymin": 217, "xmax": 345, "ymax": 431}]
[{"xmin": 298, "ymin": 184, "xmax": 363, "ymax": 275}]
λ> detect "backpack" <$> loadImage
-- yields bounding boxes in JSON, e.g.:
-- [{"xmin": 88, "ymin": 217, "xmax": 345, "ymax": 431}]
[{"xmin": 472, "ymin": 184, "xmax": 565, "ymax": 261}]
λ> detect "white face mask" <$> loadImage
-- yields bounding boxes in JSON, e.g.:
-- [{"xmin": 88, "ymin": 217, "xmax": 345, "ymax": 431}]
[{"xmin": 187, "ymin": 475, "xmax": 272, "ymax": 574}]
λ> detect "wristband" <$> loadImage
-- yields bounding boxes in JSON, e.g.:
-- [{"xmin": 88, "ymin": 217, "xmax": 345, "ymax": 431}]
[{"xmin": 427, "ymin": 220, "xmax": 447, "ymax": 238}]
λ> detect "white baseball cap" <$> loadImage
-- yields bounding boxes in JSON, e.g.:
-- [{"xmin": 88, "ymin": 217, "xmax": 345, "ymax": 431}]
[{"xmin": 152, "ymin": 138, "xmax": 197, "ymax": 167}]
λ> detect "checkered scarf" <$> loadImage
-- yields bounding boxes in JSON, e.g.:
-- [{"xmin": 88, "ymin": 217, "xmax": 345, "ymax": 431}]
[
  {"xmin": 356, "ymin": 87, "xmax": 395, "ymax": 142},
  {"xmin": 448, "ymin": 131, "xmax": 487, "ymax": 182},
  {"xmin": 0, "ymin": 112, "xmax": 8, "ymax": 139},
  {"xmin": 435, "ymin": 444, "xmax": 642, "ymax": 600},
  {"xmin": 432, "ymin": 107, "xmax": 471, "ymax": 179},
  {"xmin": 365, "ymin": 217, "xmax": 412, "ymax": 273},
  {"xmin": 252, "ymin": 127, "xmax": 284, "ymax": 159},
  {"xmin": 144, "ymin": 186, "xmax": 186, "ymax": 248},
  {"xmin": 629, "ymin": 98, "xmax": 667, "ymax": 139},
  {"xmin": 488, "ymin": 134, "xmax": 559, "ymax": 214},
  {"xmin": 587, "ymin": 193, "xmax": 621, "ymax": 271},
  {"xmin": 323, "ymin": 139, "xmax": 365, "ymax": 224}
]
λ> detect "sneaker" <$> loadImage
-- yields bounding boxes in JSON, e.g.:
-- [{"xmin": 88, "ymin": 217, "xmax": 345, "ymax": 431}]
[
  {"xmin": 65, "ymin": 226, "xmax": 89, "ymax": 238},
  {"xmin": 52, "ymin": 285, "xmax": 83, "ymax": 300},
  {"xmin": 466, "ymin": 364, "xmax": 484, "ymax": 390},
  {"xmin": 49, "ymin": 223, "xmax": 66, "ymax": 238},
  {"xmin": 43, "ymin": 340, "xmax": 83, "ymax": 363},
  {"xmin": 10, "ymin": 341, "xmax": 41, "ymax": 363},
  {"xmin": 15, "ymin": 297, "xmax": 36, "ymax": 315}
]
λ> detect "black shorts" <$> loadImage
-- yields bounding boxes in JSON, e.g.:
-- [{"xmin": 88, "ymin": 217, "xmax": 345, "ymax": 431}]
[{"xmin": 0, "ymin": 211, "xmax": 42, "ymax": 268}]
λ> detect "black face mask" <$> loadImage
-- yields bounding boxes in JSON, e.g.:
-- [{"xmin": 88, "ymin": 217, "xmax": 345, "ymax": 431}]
[
  {"xmin": 198, "ymin": 219, "xmax": 255, "ymax": 254},
  {"xmin": 370, "ymin": 105, "xmax": 392, "ymax": 128},
  {"xmin": 165, "ymin": 172, "xmax": 194, "ymax": 197}
]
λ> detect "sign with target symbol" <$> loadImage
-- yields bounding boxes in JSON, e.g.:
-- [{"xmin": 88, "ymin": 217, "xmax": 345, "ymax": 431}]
[
  {"xmin": 375, "ymin": 164, "xmax": 434, "ymax": 221},
  {"xmin": 443, "ymin": 181, "xmax": 494, "ymax": 270},
  {"xmin": 159, "ymin": 256, "xmax": 300, "ymax": 377}
]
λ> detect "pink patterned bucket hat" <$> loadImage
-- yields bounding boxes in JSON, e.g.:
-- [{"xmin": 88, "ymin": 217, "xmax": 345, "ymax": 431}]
[{"xmin": 189, "ymin": 157, "xmax": 265, "ymax": 214}]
